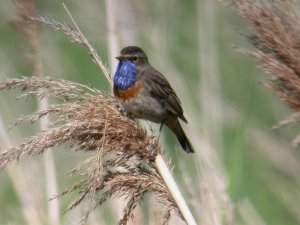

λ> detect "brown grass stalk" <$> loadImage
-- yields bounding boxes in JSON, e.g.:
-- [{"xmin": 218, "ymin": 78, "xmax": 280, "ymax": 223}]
[
  {"xmin": 11, "ymin": 1, "xmax": 60, "ymax": 224},
  {"xmin": 233, "ymin": 0, "xmax": 300, "ymax": 145},
  {"xmin": 104, "ymin": 1, "xmax": 126, "ymax": 221},
  {"xmin": 0, "ymin": 3, "xmax": 201, "ymax": 222},
  {"xmin": 0, "ymin": 76, "xmax": 183, "ymax": 224},
  {"xmin": 1, "ymin": 58, "xmax": 184, "ymax": 224},
  {"xmin": 141, "ymin": 2, "xmax": 233, "ymax": 223},
  {"xmin": 0, "ymin": 117, "xmax": 43, "ymax": 225}
]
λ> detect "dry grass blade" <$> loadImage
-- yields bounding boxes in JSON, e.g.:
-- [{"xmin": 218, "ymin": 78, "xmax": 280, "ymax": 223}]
[
  {"xmin": 0, "ymin": 76, "xmax": 183, "ymax": 224},
  {"xmin": 119, "ymin": 191, "xmax": 145, "ymax": 225},
  {"xmin": 29, "ymin": 16, "xmax": 82, "ymax": 43},
  {"xmin": 233, "ymin": 0, "xmax": 300, "ymax": 145},
  {"xmin": 2, "ymin": 6, "xmax": 193, "ymax": 224},
  {"xmin": 162, "ymin": 209, "xmax": 171, "ymax": 225},
  {"xmin": 12, "ymin": 1, "xmax": 60, "ymax": 224},
  {"xmin": 28, "ymin": 15, "xmax": 112, "ymax": 85}
]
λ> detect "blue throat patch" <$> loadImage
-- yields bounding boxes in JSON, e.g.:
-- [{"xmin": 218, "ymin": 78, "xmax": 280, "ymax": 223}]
[{"xmin": 113, "ymin": 61, "xmax": 137, "ymax": 90}]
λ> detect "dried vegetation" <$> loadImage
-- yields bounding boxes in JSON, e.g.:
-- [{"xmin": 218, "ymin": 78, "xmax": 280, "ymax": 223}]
[
  {"xmin": 233, "ymin": 0, "xmax": 300, "ymax": 145},
  {"xmin": 0, "ymin": 15, "xmax": 183, "ymax": 224}
]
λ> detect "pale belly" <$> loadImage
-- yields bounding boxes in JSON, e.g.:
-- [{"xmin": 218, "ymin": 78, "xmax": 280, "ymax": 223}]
[{"xmin": 120, "ymin": 91, "xmax": 167, "ymax": 123}]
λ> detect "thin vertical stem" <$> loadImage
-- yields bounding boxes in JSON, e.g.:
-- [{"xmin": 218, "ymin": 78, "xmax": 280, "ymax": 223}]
[
  {"xmin": 12, "ymin": 1, "xmax": 60, "ymax": 224},
  {"xmin": 155, "ymin": 155, "xmax": 198, "ymax": 225},
  {"xmin": 63, "ymin": 3, "xmax": 198, "ymax": 224},
  {"xmin": 197, "ymin": 0, "xmax": 233, "ymax": 224},
  {"xmin": 0, "ymin": 117, "xmax": 42, "ymax": 225},
  {"xmin": 30, "ymin": 6, "xmax": 60, "ymax": 225},
  {"xmin": 104, "ymin": 0, "xmax": 124, "ymax": 222},
  {"xmin": 105, "ymin": 0, "xmax": 119, "ymax": 72},
  {"xmin": 197, "ymin": 0, "xmax": 222, "ymax": 147}
]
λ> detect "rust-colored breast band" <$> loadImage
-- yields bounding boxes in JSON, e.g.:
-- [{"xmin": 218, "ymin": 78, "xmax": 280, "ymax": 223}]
[{"xmin": 114, "ymin": 81, "xmax": 143, "ymax": 101}]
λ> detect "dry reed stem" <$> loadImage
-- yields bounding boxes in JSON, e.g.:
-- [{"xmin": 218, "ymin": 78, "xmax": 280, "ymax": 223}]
[
  {"xmin": 29, "ymin": 14, "xmax": 112, "ymax": 87},
  {"xmin": 105, "ymin": 0, "xmax": 120, "ymax": 73},
  {"xmin": 196, "ymin": 1, "xmax": 233, "ymax": 224},
  {"xmin": 142, "ymin": 3, "xmax": 233, "ymax": 223},
  {"xmin": 11, "ymin": 1, "xmax": 60, "ymax": 224},
  {"xmin": 0, "ymin": 76, "xmax": 182, "ymax": 224},
  {"xmin": 0, "ymin": 6, "xmax": 192, "ymax": 223},
  {"xmin": 233, "ymin": 0, "xmax": 300, "ymax": 145},
  {"xmin": 104, "ymin": 1, "xmax": 126, "ymax": 221},
  {"xmin": 0, "ymin": 118, "xmax": 43, "ymax": 225}
]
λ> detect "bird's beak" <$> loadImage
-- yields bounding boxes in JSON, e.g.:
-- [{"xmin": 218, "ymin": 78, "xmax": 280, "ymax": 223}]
[{"xmin": 115, "ymin": 55, "xmax": 130, "ymax": 61}]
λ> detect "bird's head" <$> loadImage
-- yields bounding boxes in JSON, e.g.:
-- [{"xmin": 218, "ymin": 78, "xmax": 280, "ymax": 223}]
[{"xmin": 116, "ymin": 46, "xmax": 149, "ymax": 66}]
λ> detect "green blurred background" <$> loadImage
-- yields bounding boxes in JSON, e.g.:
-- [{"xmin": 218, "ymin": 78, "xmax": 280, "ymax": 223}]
[{"xmin": 0, "ymin": 0, "xmax": 299, "ymax": 225}]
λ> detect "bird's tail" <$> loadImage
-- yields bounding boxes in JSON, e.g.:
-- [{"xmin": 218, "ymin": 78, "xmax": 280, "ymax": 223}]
[{"xmin": 165, "ymin": 118, "xmax": 194, "ymax": 153}]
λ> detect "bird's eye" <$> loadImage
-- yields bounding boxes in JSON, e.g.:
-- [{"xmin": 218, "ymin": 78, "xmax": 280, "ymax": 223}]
[{"xmin": 132, "ymin": 56, "xmax": 138, "ymax": 62}]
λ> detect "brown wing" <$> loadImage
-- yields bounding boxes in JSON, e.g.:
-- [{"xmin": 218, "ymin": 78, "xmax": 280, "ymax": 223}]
[{"xmin": 142, "ymin": 67, "xmax": 188, "ymax": 123}]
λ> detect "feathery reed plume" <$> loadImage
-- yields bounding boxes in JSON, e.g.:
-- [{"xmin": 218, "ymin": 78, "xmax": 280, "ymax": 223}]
[
  {"xmin": 0, "ymin": 5, "xmax": 198, "ymax": 223},
  {"xmin": 30, "ymin": 11, "xmax": 196, "ymax": 224},
  {"xmin": 0, "ymin": 76, "xmax": 183, "ymax": 224},
  {"xmin": 28, "ymin": 15, "xmax": 112, "ymax": 86},
  {"xmin": 233, "ymin": 0, "xmax": 300, "ymax": 145}
]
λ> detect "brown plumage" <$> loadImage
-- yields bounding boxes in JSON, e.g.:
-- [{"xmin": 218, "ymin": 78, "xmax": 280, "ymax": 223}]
[{"xmin": 113, "ymin": 46, "xmax": 194, "ymax": 153}]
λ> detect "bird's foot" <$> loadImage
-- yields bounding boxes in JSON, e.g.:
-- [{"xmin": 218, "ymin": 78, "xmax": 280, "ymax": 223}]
[{"xmin": 116, "ymin": 102, "xmax": 136, "ymax": 121}]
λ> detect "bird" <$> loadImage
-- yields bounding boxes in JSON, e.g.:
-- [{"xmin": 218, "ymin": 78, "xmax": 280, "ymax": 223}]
[{"xmin": 113, "ymin": 46, "xmax": 194, "ymax": 153}]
